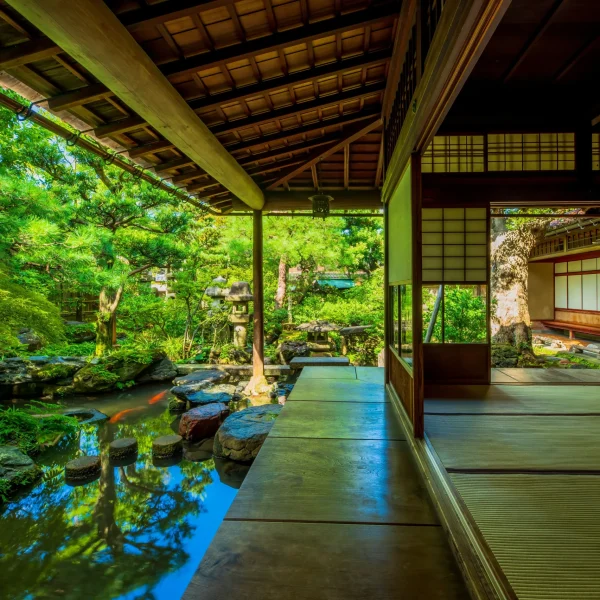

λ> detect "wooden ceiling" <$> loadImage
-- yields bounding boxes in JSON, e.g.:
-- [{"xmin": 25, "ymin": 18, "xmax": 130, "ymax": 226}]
[
  {"xmin": 441, "ymin": 0, "xmax": 600, "ymax": 133},
  {"xmin": 0, "ymin": 0, "xmax": 398, "ymax": 212}
]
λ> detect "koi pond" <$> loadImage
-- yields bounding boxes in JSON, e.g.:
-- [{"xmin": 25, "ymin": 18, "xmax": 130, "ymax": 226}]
[{"xmin": 0, "ymin": 383, "xmax": 249, "ymax": 600}]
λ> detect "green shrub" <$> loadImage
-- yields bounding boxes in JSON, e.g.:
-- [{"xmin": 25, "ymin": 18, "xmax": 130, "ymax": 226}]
[{"xmin": 0, "ymin": 406, "xmax": 78, "ymax": 455}]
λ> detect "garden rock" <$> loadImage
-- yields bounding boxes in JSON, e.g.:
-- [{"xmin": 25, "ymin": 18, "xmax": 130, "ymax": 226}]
[
  {"xmin": 214, "ymin": 457, "xmax": 250, "ymax": 489},
  {"xmin": 109, "ymin": 438, "xmax": 138, "ymax": 460},
  {"xmin": 186, "ymin": 383, "xmax": 237, "ymax": 407},
  {"xmin": 213, "ymin": 403, "xmax": 283, "ymax": 462},
  {"xmin": 172, "ymin": 369, "xmax": 229, "ymax": 387},
  {"xmin": 17, "ymin": 329, "xmax": 42, "ymax": 352},
  {"xmin": 179, "ymin": 403, "xmax": 230, "ymax": 442},
  {"xmin": 168, "ymin": 395, "xmax": 187, "ymax": 412},
  {"xmin": 137, "ymin": 357, "xmax": 177, "ymax": 383},
  {"xmin": 65, "ymin": 455, "xmax": 101, "ymax": 482},
  {"xmin": 171, "ymin": 369, "xmax": 230, "ymax": 401},
  {"xmin": 0, "ymin": 446, "xmax": 41, "ymax": 496},
  {"xmin": 152, "ymin": 434, "xmax": 183, "ymax": 458},
  {"xmin": 277, "ymin": 341, "xmax": 309, "ymax": 364},
  {"xmin": 491, "ymin": 344, "xmax": 520, "ymax": 368}
]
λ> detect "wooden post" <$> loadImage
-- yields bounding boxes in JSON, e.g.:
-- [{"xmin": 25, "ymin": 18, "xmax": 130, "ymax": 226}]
[{"xmin": 252, "ymin": 210, "xmax": 265, "ymax": 381}]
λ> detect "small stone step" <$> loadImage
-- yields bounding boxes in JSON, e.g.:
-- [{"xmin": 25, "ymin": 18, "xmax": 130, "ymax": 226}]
[
  {"xmin": 152, "ymin": 434, "xmax": 183, "ymax": 458},
  {"xmin": 109, "ymin": 437, "xmax": 138, "ymax": 460},
  {"xmin": 65, "ymin": 455, "xmax": 101, "ymax": 482}
]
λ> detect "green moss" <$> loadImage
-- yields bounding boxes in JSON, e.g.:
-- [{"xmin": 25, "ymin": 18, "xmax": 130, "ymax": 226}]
[
  {"xmin": 0, "ymin": 406, "xmax": 78, "ymax": 455},
  {"xmin": 0, "ymin": 467, "xmax": 41, "ymax": 503},
  {"xmin": 31, "ymin": 363, "xmax": 76, "ymax": 381}
]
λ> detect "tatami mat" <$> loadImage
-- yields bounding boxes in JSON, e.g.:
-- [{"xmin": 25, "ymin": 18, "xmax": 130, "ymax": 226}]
[
  {"xmin": 425, "ymin": 384, "xmax": 600, "ymax": 415},
  {"xmin": 425, "ymin": 415, "xmax": 600, "ymax": 471},
  {"xmin": 451, "ymin": 473, "xmax": 600, "ymax": 600}
]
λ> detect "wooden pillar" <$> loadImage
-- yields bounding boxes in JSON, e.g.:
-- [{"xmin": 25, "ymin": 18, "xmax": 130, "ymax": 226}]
[
  {"xmin": 383, "ymin": 201, "xmax": 390, "ymax": 384},
  {"xmin": 252, "ymin": 210, "xmax": 265, "ymax": 379}
]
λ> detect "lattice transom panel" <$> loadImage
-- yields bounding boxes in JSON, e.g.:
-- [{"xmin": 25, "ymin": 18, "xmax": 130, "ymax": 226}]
[{"xmin": 422, "ymin": 207, "xmax": 488, "ymax": 283}]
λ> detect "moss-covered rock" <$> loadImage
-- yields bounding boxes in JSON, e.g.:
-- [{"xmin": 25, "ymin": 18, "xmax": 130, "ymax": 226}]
[
  {"xmin": 491, "ymin": 343, "xmax": 520, "ymax": 368},
  {"xmin": 31, "ymin": 362, "xmax": 80, "ymax": 382},
  {"xmin": 0, "ymin": 445, "xmax": 42, "ymax": 502}
]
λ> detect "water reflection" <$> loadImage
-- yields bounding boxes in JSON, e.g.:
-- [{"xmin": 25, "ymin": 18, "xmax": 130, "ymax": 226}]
[{"xmin": 0, "ymin": 386, "xmax": 240, "ymax": 600}]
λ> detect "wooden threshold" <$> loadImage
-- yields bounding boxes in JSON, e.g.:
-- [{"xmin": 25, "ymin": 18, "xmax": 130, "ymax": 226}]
[{"xmin": 387, "ymin": 383, "xmax": 516, "ymax": 600}]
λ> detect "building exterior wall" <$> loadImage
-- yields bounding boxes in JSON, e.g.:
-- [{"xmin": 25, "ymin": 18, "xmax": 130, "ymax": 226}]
[{"xmin": 528, "ymin": 262, "xmax": 554, "ymax": 321}]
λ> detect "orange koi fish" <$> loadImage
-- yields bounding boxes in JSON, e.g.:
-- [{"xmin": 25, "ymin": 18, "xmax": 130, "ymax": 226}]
[
  {"xmin": 109, "ymin": 406, "xmax": 145, "ymax": 423},
  {"xmin": 148, "ymin": 390, "xmax": 169, "ymax": 405}
]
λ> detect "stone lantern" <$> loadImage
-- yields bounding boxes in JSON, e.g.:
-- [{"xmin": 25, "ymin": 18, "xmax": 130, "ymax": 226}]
[
  {"xmin": 296, "ymin": 320, "xmax": 340, "ymax": 356},
  {"xmin": 226, "ymin": 281, "xmax": 253, "ymax": 348}
]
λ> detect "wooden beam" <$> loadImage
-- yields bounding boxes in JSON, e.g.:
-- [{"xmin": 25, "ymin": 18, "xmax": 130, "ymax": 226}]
[
  {"xmin": 263, "ymin": 189, "xmax": 382, "ymax": 210},
  {"xmin": 161, "ymin": 5, "xmax": 398, "ymax": 79},
  {"xmin": 229, "ymin": 107, "xmax": 380, "ymax": 154},
  {"xmin": 375, "ymin": 137, "xmax": 384, "ymax": 187},
  {"xmin": 128, "ymin": 139, "xmax": 175, "ymax": 158},
  {"xmin": 554, "ymin": 34, "xmax": 600, "ymax": 83},
  {"xmin": 0, "ymin": 37, "xmax": 60, "ymax": 69},
  {"xmin": 502, "ymin": 0, "xmax": 565, "ymax": 83},
  {"xmin": 266, "ymin": 117, "xmax": 381, "ymax": 189},
  {"xmin": 344, "ymin": 145, "xmax": 350, "ymax": 189},
  {"xmin": 154, "ymin": 156, "xmax": 196, "ymax": 174},
  {"xmin": 8, "ymin": 0, "xmax": 265, "ymax": 210},
  {"xmin": 47, "ymin": 82, "xmax": 113, "ymax": 111},
  {"xmin": 311, "ymin": 165, "xmax": 319, "ymax": 189},
  {"xmin": 210, "ymin": 81, "xmax": 385, "ymax": 136},
  {"xmin": 171, "ymin": 170, "xmax": 207, "ymax": 184},
  {"xmin": 94, "ymin": 115, "xmax": 147, "ymax": 138},
  {"xmin": 382, "ymin": 0, "xmax": 510, "ymax": 203}
]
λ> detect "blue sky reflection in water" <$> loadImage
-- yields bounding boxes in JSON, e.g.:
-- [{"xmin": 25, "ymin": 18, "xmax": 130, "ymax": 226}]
[{"xmin": 0, "ymin": 385, "xmax": 241, "ymax": 600}]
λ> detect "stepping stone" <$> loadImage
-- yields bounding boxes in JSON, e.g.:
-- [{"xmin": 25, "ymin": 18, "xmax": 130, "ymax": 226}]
[
  {"xmin": 65, "ymin": 455, "xmax": 101, "ymax": 482},
  {"xmin": 109, "ymin": 437, "xmax": 138, "ymax": 460},
  {"xmin": 179, "ymin": 403, "xmax": 230, "ymax": 442},
  {"xmin": 152, "ymin": 434, "xmax": 183, "ymax": 458},
  {"xmin": 213, "ymin": 404, "xmax": 282, "ymax": 462}
]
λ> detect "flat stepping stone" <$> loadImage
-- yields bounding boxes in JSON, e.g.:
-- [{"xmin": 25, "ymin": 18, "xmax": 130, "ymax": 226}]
[
  {"xmin": 213, "ymin": 404, "xmax": 283, "ymax": 463},
  {"xmin": 65, "ymin": 455, "xmax": 101, "ymax": 482},
  {"xmin": 179, "ymin": 403, "xmax": 230, "ymax": 442},
  {"xmin": 152, "ymin": 434, "xmax": 183, "ymax": 458},
  {"xmin": 109, "ymin": 437, "xmax": 138, "ymax": 460}
]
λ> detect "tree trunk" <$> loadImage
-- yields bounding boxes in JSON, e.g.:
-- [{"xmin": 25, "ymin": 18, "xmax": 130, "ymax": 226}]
[
  {"xmin": 95, "ymin": 287, "xmax": 122, "ymax": 356},
  {"xmin": 491, "ymin": 217, "xmax": 552, "ymax": 354},
  {"xmin": 274, "ymin": 256, "xmax": 287, "ymax": 310}
]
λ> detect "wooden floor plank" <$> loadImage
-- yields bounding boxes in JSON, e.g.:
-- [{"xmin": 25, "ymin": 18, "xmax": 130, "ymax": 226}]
[
  {"xmin": 356, "ymin": 366, "xmax": 385, "ymax": 384},
  {"xmin": 301, "ymin": 366, "xmax": 357, "ymax": 379},
  {"xmin": 183, "ymin": 521, "xmax": 469, "ymax": 600},
  {"xmin": 426, "ymin": 415, "xmax": 600, "ymax": 471},
  {"xmin": 227, "ymin": 437, "xmax": 438, "ymax": 524},
  {"xmin": 452, "ymin": 473, "xmax": 600, "ymax": 600},
  {"xmin": 271, "ymin": 401, "xmax": 404, "ymax": 440},
  {"xmin": 425, "ymin": 384, "xmax": 600, "ymax": 415},
  {"xmin": 492, "ymin": 368, "xmax": 600, "ymax": 385},
  {"xmin": 288, "ymin": 378, "xmax": 387, "ymax": 402}
]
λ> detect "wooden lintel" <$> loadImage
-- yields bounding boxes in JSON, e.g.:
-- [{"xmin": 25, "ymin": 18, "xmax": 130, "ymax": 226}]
[
  {"xmin": 48, "ymin": 82, "xmax": 113, "ymax": 111},
  {"xmin": 0, "ymin": 37, "xmax": 60, "ymax": 69},
  {"xmin": 8, "ymin": 0, "xmax": 265, "ymax": 209},
  {"xmin": 422, "ymin": 173, "xmax": 600, "ymax": 206},
  {"xmin": 262, "ymin": 189, "xmax": 382, "ymax": 211},
  {"xmin": 266, "ymin": 117, "xmax": 381, "ymax": 189},
  {"xmin": 161, "ymin": 5, "xmax": 397, "ymax": 79},
  {"xmin": 382, "ymin": 0, "xmax": 511, "ymax": 203}
]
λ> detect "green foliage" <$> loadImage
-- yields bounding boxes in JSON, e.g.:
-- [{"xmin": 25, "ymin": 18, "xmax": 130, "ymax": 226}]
[
  {"xmin": 0, "ymin": 272, "xmax": 64, "ymax": 356},
  {"xmin": 0, "ymin": 406, "xmax": 78, "ymax": 455},
  {"xmin": 0, "ymin": 468, "xmax": 39, "ymax": 503},
  {"xmin": 38, "ymin": 340, "xmax": 96, "ymax": 357}
]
